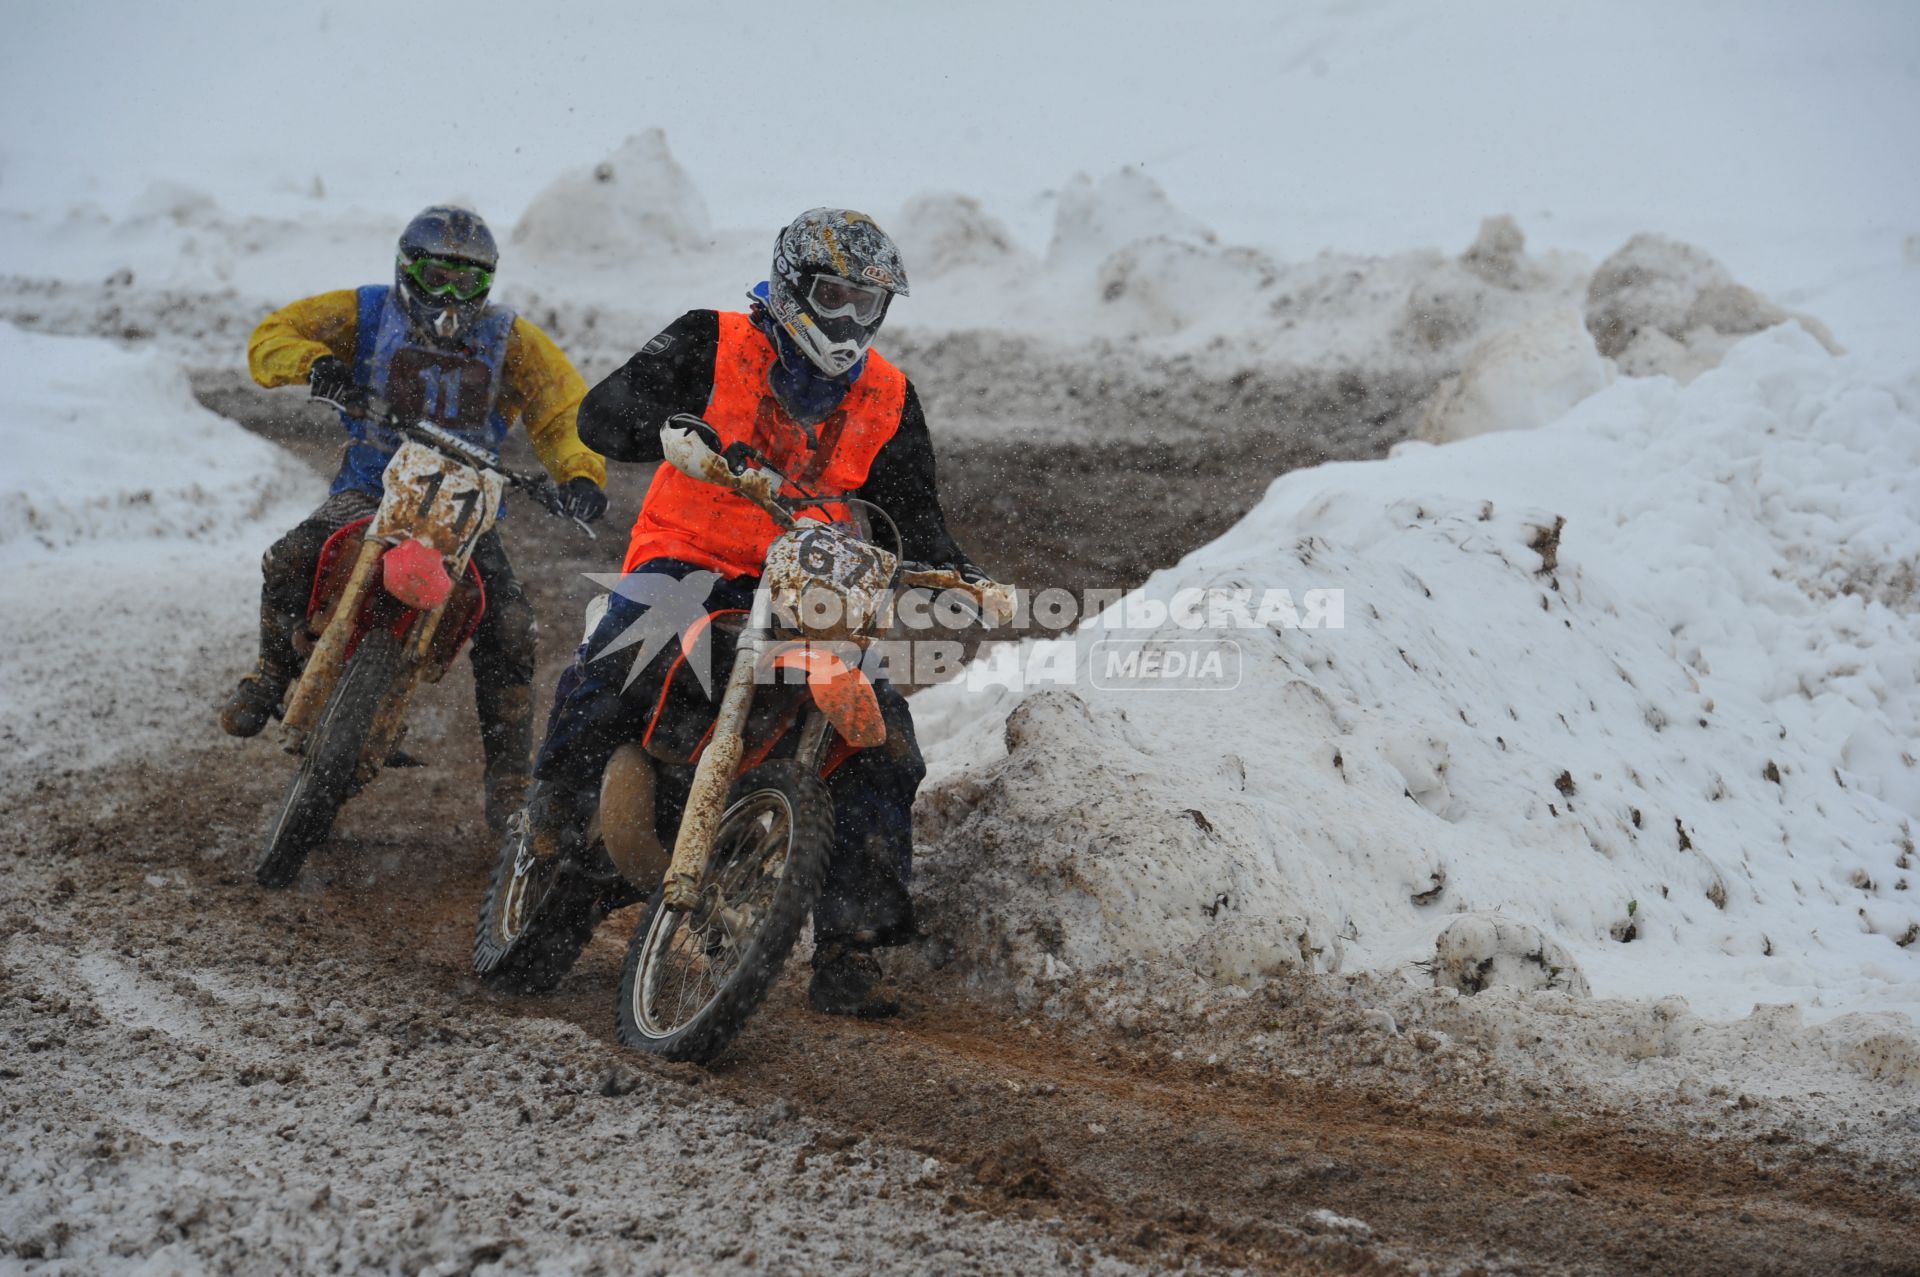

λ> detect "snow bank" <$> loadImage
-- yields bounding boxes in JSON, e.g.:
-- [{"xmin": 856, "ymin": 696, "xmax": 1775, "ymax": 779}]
[
  {"xmin": 0, "ymin": 329, "xmax": 302, "ymax": 554},
  {"xmin": 0, "ymin": 137, "xmax": 1848, "ymax": 445},
  {"xmin": 914, "ymin": 326, "xmax": 1920, "ymax": 1025},
  {"xmin": 885, "ymin": 173, "xmax": 1612, "ymax": 398},
  {"xmin": 0, "ymin": 323, "xmax": 313, "ymax": 781},
  {"xmin": 892, "ymin": 192, "xmax": 1033, "ymax": 279},
  {"xmin": 1586, "ymin": 233, "xmax": 1842, "ymax": 381},
  {"xmin": 1046, "ymin": 167, "xmax": 1214, "ymax": 271},
  {"xmin": 126, "ymin": 178, "xmax": 221, "ymax": 228},
  {"xmin": 1414, "ymin": 305, "xmax": 1612, "ymax": 443},
  {"xmin": 1093, "ymin": 237, "xmax": 1283, "ymax": 338},
  {"xmin": 511, "ymin": 129, "xmax": 713, "ymax": 259},
  {"xmin": 1398, "ymin": 217, "xmax": 1577, "ymax": 353}
]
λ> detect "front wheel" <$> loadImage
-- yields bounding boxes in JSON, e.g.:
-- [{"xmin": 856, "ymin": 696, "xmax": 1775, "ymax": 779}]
[
  {"xmin": 471, "ymin": 816, "xmax": 603, "ymax": 993},
  {"xmin": 616, "ymin": 762, "xmax": 833, "ymax": 1062},
  {"xmin": 255, "ymin": 627, "xmax": 402, "ymax": 888}
]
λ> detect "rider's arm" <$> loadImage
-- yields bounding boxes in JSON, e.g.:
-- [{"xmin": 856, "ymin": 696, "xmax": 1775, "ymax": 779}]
[
  {"xmin": 577, "ymin": 310, "xmax": 720, "ymax": 463},
  {"xmin": 246, "ymin": 290, "xmax": 360, "ymax": 388},
  {"xmin": 856, "ymin": 383, "xmax": 970, "ymax": 569},
  {"xmin": 500, "ymin": 317, "xmax": 606, "ymax": 487}
]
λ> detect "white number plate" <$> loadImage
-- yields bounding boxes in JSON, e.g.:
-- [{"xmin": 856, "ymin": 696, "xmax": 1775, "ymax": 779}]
[{"xmin": 370, "ymin": 440, "xmax": 506, "ymax": 561}]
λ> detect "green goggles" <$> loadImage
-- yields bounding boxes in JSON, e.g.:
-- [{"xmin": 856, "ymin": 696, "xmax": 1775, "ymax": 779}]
[{"xmin": 403, "ymin": 255, "xmax": 494, "ymax": 301}]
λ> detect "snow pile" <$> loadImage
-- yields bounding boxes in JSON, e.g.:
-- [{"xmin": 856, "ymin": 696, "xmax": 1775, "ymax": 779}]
[
  {"xmin": 1586, "ymin": 233, "xmax": 1843, "ymax": 381},
  {"xmin": 0, "ymin": 327, "xmax": 302, "ymax": 553},
  {"xmin": 1093, "ymin": 237, "xmax": 1283, "ymax": 339},
  {"xmin": 1398, "ymin": 216, "xmax": 1577, "ymax": 354},
  {"xmin": 0, "ymin": 133, "xmax": 1850, "ymax": 438},
  {"xmin": 1046, "ymin": 167, "xmax": 1215, "ymax": 271},
  {"xmin": 914, "ymin": 326, "xmax": 1920, "ymax": 1024},
  {"xmin": 0, "ymin": 323, "xmax": 313, "ymax": 781},
  {"xmin": 1431, "ymin": 914, "xmax": 1590, "ymax": 997},
  {"xmin": 880, "ymin": 172, "xmax": 1608, "ymax": 388},
  {"xmin": 892, "ymin": 191, "xmax": 1033, "ymax": 279},
  {"xmin": 512, "ymin": 129, "xmax": 714, "ymax": 259},
  {"xmin": 1414, "ymin": 305, "xmax": 1613, "ymax": 443},
  {"xmin": 125, "ymin": 179, "xmax": 222, "ymax": 228}
]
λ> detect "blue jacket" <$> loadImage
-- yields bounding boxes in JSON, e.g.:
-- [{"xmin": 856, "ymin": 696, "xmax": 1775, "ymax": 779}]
[{"xmin": 331, "ymin": 285, "xmax": 517, "ymax": 496}]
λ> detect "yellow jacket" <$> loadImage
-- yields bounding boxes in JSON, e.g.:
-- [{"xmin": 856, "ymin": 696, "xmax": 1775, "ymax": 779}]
[{"xmin": 247, "ymin": 290, "xmax": 606, "ymax": 487}]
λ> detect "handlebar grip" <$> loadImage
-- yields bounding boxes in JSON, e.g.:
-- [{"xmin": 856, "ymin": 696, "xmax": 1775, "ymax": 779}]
[
  {"xmin": 666, "ymin": 413, "xmax": 725, "ymax": 454},
  {"xmin": 898, "ymin": 563, "xmax": 996, "ymax": 587},
  {"xmin": 896, "ymin": 569, "xmax": 1016, "ymax": 626}
]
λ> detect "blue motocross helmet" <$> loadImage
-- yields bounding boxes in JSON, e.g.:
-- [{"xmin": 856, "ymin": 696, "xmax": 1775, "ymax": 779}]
[{"xmin": 394, "ymin": 206, "xmax": 499, "ymax": 346}]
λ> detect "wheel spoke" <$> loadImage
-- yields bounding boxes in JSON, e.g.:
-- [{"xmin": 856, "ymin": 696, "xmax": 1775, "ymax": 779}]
[{"xmin": 632, "ymin": 789, "xmax": 796, "ymax": 1040}]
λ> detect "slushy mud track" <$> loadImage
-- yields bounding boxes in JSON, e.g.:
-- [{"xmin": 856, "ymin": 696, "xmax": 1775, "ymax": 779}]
[
  {"xmin": 2, "ymin": 381, "xmax": 1914, "ymax": 1275},
  {"xmin": 8, "ymin": 754, "xmax": 1915, "ymax": 1276}
]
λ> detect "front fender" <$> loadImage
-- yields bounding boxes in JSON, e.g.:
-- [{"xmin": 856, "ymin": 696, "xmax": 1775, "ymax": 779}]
[{"xmin": 766, "ymin": 646, "xmax": 885, "ymax": 748}]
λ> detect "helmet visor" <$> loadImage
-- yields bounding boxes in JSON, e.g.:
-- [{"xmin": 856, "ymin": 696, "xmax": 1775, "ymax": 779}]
[
  {"xmin": 806, "ymin": 274, "xmax": 889, "ymax": 325},
  {"xmin": 404, "ymin": 256, "xmax": 493, "ymax": 301}
]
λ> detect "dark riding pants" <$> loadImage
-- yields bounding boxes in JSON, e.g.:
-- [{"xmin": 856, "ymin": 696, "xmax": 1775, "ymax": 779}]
[{"xmin": 533, "ymin": 559, "xmax": 924, "ymax": 948}]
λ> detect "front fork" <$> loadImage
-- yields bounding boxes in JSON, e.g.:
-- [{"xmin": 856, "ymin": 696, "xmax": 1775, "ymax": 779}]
[
  {"xmin": 282, "ymin": 539, "xmax": 385, "ymax": 740},
  {"xmin": 661, "ymin": 625, "xmax": 769, "ymax": 911},
  {"xmin": 280, "ymin": 535, "xmax": 460, "ymax": 778}
]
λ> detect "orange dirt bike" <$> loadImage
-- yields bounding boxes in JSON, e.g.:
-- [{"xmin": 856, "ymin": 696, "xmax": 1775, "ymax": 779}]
[
  {"xmin": 472, "ymin": 414, "xmax": 1011, "ymax": 1063},
  {"xmin": 254, "ymin": 395, "xmax": 594, "ymax": 889}
]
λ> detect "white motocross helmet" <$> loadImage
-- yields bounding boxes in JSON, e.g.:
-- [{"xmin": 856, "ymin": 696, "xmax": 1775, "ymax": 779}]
[{"xmin": 763, "ymin": 208, "xmax": 910, "ymax": 377}]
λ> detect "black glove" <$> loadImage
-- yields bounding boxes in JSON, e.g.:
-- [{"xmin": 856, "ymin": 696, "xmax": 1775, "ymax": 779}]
[
  {"xmin": 561, "ymin": 477, "xmax": 608, "ymax": 524},
  {"xmin": 306, "ymin": 356, "xmax": 366, "ymax": 412}
]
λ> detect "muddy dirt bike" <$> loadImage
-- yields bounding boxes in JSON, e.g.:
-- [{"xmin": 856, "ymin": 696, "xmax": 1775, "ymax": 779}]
[
  {"xmin": 253, "ymin": 394, "xmax": 594, "ymax": 889},
  {"xmin": 473, "ymin": 413, "xmax": 1012, "ymax": 1063}
]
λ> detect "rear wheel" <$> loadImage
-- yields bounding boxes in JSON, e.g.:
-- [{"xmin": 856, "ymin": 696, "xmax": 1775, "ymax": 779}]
[
  {"xmin": 254, "ymin": 628, "xmax": 402, "ymax": 889},
  {"xmin": 616, "ymin": 762, "xmax": 833, "ymax": 1063}
]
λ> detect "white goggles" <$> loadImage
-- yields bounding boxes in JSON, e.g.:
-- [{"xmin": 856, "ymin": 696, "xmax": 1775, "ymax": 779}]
[{"xmin": 806, "ymin": 274, "xmax": 889, "ymax": 325}]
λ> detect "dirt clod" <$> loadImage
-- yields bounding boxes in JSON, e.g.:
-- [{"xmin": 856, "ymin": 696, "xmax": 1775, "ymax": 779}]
[{"xmin": 971, "ymin": 1138, "xmax": 1059, "ymax": 1200}]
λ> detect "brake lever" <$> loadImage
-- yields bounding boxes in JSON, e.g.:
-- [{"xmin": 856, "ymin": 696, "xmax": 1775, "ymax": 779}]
[
  {"xmin": 314, "ymin": 390, "xmax": 392, "ymax": 424},
  {"xmin": 513, "ymin": 471, "xmax": 598, "ymax": 540}
]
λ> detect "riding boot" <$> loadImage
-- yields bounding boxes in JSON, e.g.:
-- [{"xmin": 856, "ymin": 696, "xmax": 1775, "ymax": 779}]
[
  {"xmin": 477, "ymin": 681, "xmax": 534, "ymax": 834},
  {"xmin": 808, "ymin": 942, "xmax": 902, "ymax": 1019},
  {"xmin": 220, "ymin": 663, "xmax": 293, "ymax": 738},
  {"xmin": 219, "ymin": 576, "xmax": 305, "ymax": 738},
  {"xmin": 524, "ymin": 779, "xmax": 597, "ymax": 862}
]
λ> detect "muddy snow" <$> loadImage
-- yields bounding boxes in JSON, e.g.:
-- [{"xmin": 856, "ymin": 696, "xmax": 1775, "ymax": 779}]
[
  {"xmin": 3, "ymin": 19, "xmax": 1919, "ymax": 1267},
  {"xmin": 908, "ymin": 326, "xmax": 1920, "ymax": 1149},
  {"xmin": 4, "ymin": 293, "xmax": 1916, "ymax": 1273},
  {"xmin": 0, "ymin": 326, "xmax": 311, "ymax": 781}
]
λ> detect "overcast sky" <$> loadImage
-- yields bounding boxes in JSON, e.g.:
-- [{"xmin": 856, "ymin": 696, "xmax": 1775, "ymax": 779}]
[{"xmin": 4, "ymin": 1, "xmax": 1915, "ymax": 259}]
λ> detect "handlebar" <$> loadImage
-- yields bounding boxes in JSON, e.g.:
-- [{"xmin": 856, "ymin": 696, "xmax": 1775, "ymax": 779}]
[
  {"xmin": 896, "ymin": 563, "xmax": 1018, "ymax": 627},
  {"xmin": 661, "ymin": 414, "xmax": 1015, "ymax": 622},
  {"xmin": 319, "ymin": 392, "xmax": 596, "ymax": 539}
]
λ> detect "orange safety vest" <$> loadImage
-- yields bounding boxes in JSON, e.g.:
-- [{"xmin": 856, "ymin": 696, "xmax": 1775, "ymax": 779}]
[{"xmin": 622, "ymin": 311, "xmax": 909, "ymax": 578}]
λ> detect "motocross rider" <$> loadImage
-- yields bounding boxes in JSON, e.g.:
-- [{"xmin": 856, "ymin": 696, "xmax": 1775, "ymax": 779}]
[
  {"xmin": 525, "ymin": 207, "xmax": 987, "ymax": 1018},
  {"xmin": 221, "ymin": 206, "xmax": 610, "ymax": 833}
]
